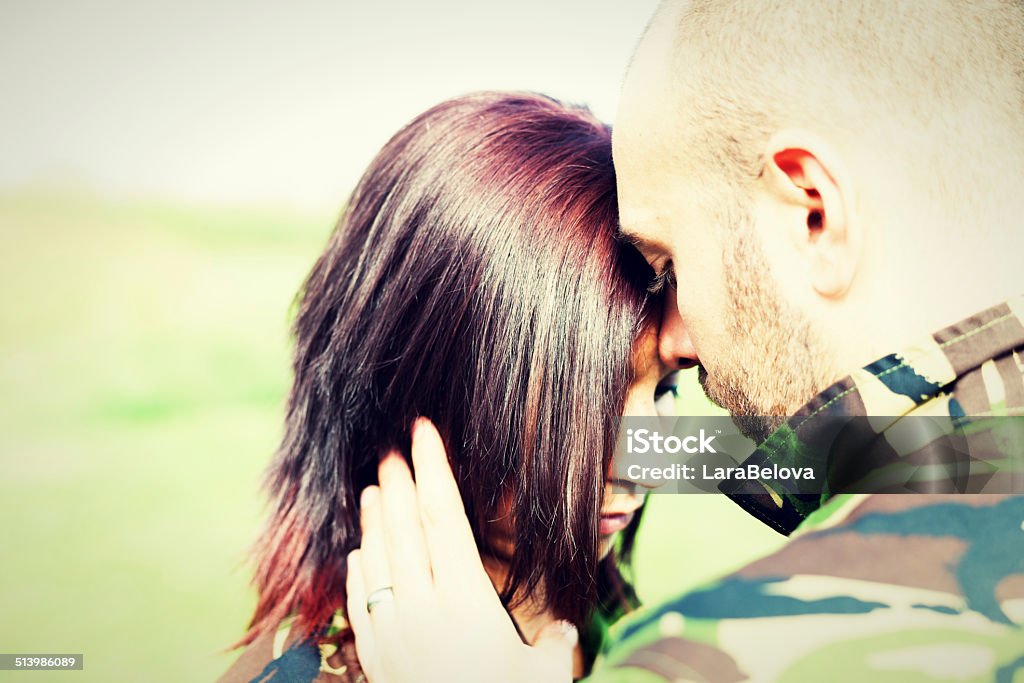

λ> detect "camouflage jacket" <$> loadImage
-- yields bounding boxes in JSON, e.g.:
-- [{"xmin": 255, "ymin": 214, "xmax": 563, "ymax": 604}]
[{"xmin": 592, "ymin": 296, "xmax": 1024, "ymax": 682}]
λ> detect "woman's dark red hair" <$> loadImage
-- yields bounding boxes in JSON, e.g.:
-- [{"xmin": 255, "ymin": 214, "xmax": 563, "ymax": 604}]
[{"xmin": 242, "ymin": 91, "xmax": 651, "ymax": 645}]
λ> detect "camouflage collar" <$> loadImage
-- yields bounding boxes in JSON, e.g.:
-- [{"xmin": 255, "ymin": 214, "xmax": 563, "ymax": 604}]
[{"xmin": 720, "ymin": 294, "xmax": 1024, "ymax": 536}]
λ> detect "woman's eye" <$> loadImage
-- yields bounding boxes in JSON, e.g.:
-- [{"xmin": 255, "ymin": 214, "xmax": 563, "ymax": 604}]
[
  {"xmin": 654, "ymin": 376, "xmax": 680, "ymax": 417},
  {"xmin": 654, "ymin": 381, "xmax": 679, "ymax": 400}
]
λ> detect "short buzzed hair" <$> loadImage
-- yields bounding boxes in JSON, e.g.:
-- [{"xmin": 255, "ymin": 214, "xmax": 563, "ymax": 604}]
[{"xmin": 664, "ymin": 0, "xmax": 1024, "ymax": 212}]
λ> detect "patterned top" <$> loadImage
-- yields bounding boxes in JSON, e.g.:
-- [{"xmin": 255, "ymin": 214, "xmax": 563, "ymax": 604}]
[{"xmin": 591, "ymin": 296, "xmax": 1024, "ymax": 682}]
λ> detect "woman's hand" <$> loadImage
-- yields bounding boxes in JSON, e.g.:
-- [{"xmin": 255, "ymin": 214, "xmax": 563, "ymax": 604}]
[{"xmin": 345, "ymin": 418, "xmax": 576, "ymax": 683}]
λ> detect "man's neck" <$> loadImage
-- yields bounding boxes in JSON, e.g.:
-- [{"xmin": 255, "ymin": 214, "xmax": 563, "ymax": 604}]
[{"xmin": 826, "ymin": 285, "xmax": 1020, "ymax": 400}]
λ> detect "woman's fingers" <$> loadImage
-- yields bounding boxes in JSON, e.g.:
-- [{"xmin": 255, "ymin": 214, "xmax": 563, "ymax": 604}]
[
  {"xmin": 345, "ymin": 550, "xmax": 375, "ymax": 676},
  {"xmin": 345, "ymin": 420, "xmax": 538, "ymax": 683},
  {"xmin": 357, "ymin": 486, "xmax": 397, "ymax": 629},
  {"xmin": 377, "ymin": 451, "xmax": 433, "ymax": 597},
  {"xmin": 410, "ymin": 418, "xmax": 496, "ymax": 595}
]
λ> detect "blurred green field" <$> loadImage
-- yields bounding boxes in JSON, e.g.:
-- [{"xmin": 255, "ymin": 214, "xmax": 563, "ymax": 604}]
[{"xmin": 0, "ymin": 192, "xmax": 783, "ymax": 682}]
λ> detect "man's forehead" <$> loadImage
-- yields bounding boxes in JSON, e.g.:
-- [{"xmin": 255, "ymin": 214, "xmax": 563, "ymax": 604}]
[
  {"xmin": 615, "ymin": 1, "xmax": 694, "ymax": 259},
  {"xmin": 624, "ymin": 3, "xmax": 689, "ymax": 105},
  {"xmin": 614, "ymin": 124, "xmax": 678, "ymax": 258},
  {"xmin": 614, "ymin": 2, "xmax": 684, "ymax": 211},
  {"xmin": 616, "ymin": 1, "xmax": 680, "ymax": 138},
  {"xmin": 615, "ymin": 69, "xmax": 673, "ymax": 159}
]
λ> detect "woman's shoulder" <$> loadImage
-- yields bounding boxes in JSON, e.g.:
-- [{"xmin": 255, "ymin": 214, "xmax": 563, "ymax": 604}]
[{"xmin": 217, "ymin": 614, "xmax": 363, "ymax": 683}]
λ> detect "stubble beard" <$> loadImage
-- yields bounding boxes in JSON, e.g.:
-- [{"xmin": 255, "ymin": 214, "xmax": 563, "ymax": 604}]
[{"xmin": 698, "ymin": 218, "xmax": 832, "ymax": 445}]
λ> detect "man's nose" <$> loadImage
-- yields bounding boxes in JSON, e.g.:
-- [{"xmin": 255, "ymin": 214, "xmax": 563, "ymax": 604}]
[{"xmin": 659, "ymin": 287, "xmax": 699, "ymax": 370}]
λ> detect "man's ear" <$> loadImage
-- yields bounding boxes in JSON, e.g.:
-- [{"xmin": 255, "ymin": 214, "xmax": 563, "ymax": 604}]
[{"xmin": 760, "ymin": 130, "xmax": 860, "ymax": 298}]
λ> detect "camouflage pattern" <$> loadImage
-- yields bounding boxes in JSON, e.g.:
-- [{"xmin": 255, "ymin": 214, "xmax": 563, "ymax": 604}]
[
  {"xmin": 218, "ymin": 612, "xmax": 362, "ymax": 683},
  {"xmin": 591, "ymin": 296, "xmax": 1024, "ymax": 682}
]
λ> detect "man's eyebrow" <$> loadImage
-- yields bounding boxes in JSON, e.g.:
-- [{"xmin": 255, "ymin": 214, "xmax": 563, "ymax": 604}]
[
  {"xmin": 617, "ymin": 226, "xmax": 654, "ymax": 249},
  {"xmin": 617, "ymin": 227, "xmax": 667, "ymax": 257}
]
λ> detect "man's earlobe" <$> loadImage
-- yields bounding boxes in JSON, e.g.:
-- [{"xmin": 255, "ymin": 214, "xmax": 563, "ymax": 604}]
[{"xmin": 762, "ymin": 131, "xmax": 860, "ymax": 298}]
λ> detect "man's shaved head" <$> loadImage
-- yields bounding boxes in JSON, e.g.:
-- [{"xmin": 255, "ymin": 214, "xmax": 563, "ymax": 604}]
[
  {"xmin": 616, "ymin": 0, "xmax": 1024, "ymax": 436},
  {"xmin": 628, "ymin": 0, "xmax": 1024, "ymax": 210}
]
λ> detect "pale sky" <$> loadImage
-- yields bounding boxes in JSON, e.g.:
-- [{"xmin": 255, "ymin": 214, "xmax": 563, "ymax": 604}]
[{"xmin": 1, "ymin": 1, "xmax": 659, "ymax": 212}]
